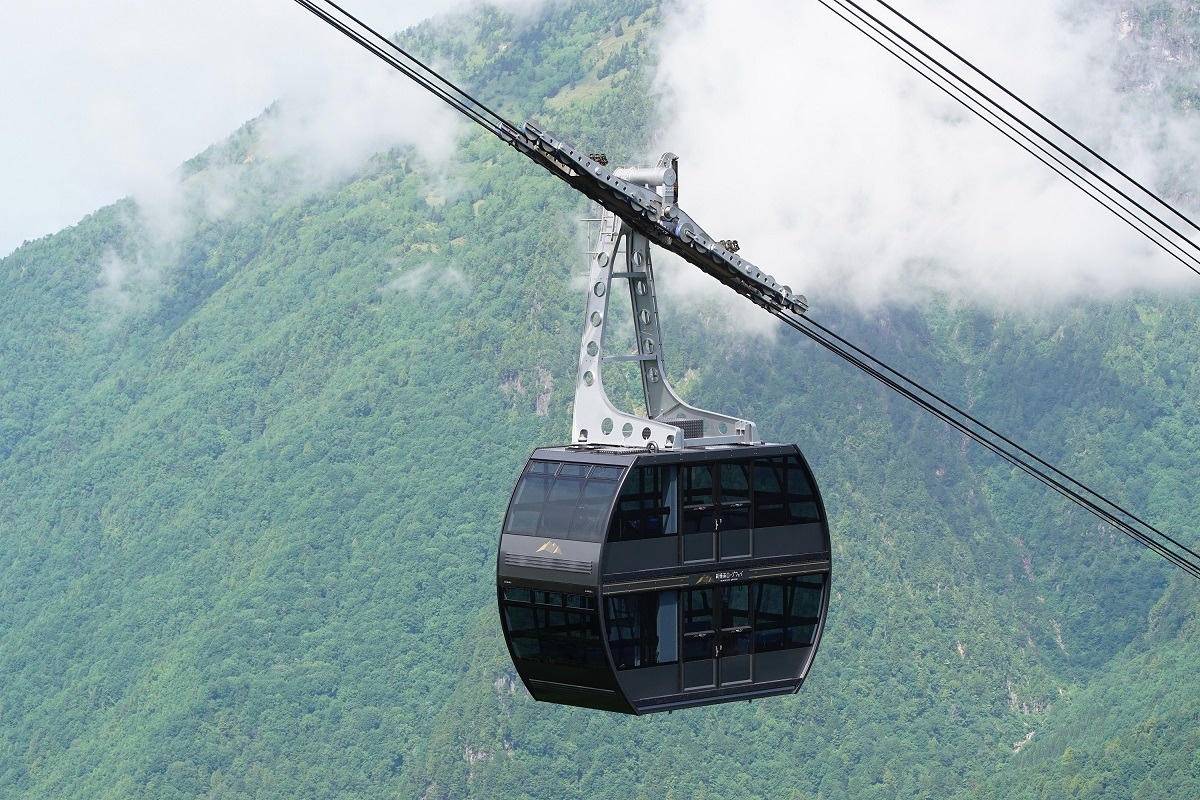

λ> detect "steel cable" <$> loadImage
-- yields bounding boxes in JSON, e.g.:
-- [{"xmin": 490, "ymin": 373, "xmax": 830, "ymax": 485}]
[
  {"xmin": 778, "ymin": 307, "xmax": 1200, "ymax": 579},
  {"xmin": 820, "ymin": 0, "xmax": 1200, "ymax": 277}
]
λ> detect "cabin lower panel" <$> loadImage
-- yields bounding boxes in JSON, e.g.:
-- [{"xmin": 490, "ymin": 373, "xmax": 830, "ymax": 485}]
[
  {"xmin": 630, "ymin": 679, "xmax": 807, "ymax": 715},
  {"xmin": 614, "ymin": 646, "xmax": 816, "ymax": 712}
]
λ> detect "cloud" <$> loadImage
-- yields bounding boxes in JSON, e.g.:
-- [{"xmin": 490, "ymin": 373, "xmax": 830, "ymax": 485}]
[
  {"xmin": 6, "ymin": 0, "xmax": 574, "ymax": 327},
  {"xmin": 381, "ymin": 262, "xmax": 472, "ymax": 294},
  {"xmin": 0, "ymin": 0, "xmax": 545, "ymax": 257},
  {"xmin": 253, "ymin": 55, "xmax": 463, "ymax": 190},
  {"xmin": 92, "ymin": 247, "xmax": 161, "ymax": 321},
  {"xmin": 651, "ymin": 0, "xmax": 1199, "ymax": 311}
]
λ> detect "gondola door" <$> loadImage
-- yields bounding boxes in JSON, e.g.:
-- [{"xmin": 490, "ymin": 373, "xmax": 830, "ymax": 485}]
[
  {"xmin": 681, "ymin": 584, "xmax": 753, "ymax": 691},
  {"xmin": 682, "ymin": 462, "xmax": 753, "ymax": 564}
]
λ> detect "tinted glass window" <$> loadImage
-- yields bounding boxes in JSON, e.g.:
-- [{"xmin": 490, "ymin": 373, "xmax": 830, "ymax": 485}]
[
  {"xmin": 591, "ymin": 466, "xmax": 624, "ymax": 481},
  {"xmin": 785, "ymin": 456, "xmax": 821, "ymax": 524},
  {"xmin": 722, "ymin": 506, "xmax": 750, "ymax": 532},
  {"xmin": 720, "ymin": 462, "xmax": 750, "ymax": 504},
  {"xmin": 754, "ymin": 582, "xmax": 788, "ymax": 652},
  {"xmin": 598, "ymin": 577, "xmax": 826, "ymax": 669},
  {"xmin": 721, "ymin": 584, "xmax": 752, "ymax": 629},
  {"xmin": 753, "ymin": 574, "xmax": 826, "ymax": 652},
  {"xmin": 609, "ymin": 466, "xmax": 675, "ymax": 543},
  {"xmin": 500, "ymin": 589, "xmax": 606, "ymax": 668},
  {"xmin": 753, "ymin": 455, "xmax": 821, "ymax": 528},
  {"xmin": 683, "ymin": 588, "xmax": 714, "ymax": 634},
  {"xmin": 504, "ymin": 461, "xmax": 623, "ymax": 542},
  {"xmin": 539, "ymin": 474, "xmax": 585, "ymax": 536},
  {"xmin": 753, "ymin": 458, "xmax": 787, "ymax": 528},
  {"xmin": 604, "ymin": 590, "xmax": 679, "ymax": 670},
  {"xmin": 506, "ymin": 472, "xmax": 553, "ymax": 535},
  {"xmin": 682, "ymin": 465, "xmax": 714, "ymax": 506},
  {"xmin": 571, "ymin": 476, "xmax": 620, "ymax": 542},
  {"xmin": 786, "ymin": 575, "xmax": 824, "ymax": 646},
  {"xmin": 504, "ymin": 587, "xmax": 532, "ymax": 603}
]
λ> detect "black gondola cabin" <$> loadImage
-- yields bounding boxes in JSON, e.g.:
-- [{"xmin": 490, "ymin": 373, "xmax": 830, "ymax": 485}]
[{"xmin": 497, "ymin": 443, "xmax": 831, "ymax": 714}]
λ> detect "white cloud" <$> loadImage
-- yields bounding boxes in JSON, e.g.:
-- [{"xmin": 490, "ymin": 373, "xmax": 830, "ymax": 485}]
[
  {"xmin": 651, "ymin": 0, "xmax": 1198, "ymax": 311},
  {"xmin": 0, "ymin": 0, "xmax": 505, "ymax": 257},
  {"xmin": 92, "ymin": 246, "xmax": 161, "ymax": 321},
  {"xmin": 381, "ymin": 262, "xmax": 471, "ymax": 294}
]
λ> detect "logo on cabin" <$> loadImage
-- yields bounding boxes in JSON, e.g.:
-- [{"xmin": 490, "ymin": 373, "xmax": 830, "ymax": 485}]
[
  {"xmin": 536, "ymin": 541, "xmax": 563, "ymax": 555},
  {"xmin": 694, "ymin": 570, "xmax": 746, "ymax": 585}
]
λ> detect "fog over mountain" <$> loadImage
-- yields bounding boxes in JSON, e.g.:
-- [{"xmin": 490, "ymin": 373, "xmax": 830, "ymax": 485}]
[
  {"xmin": 0, "ymin": 0, "xmax": 539, "ymax": 257},
  {"xmin": 653, "ymin": 0, "xmax": 1200, "ymax": 310}
]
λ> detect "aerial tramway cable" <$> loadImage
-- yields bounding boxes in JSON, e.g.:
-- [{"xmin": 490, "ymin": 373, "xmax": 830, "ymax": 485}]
[
  {"xmin": 291, "ymin": 0, "xmax": 1200, "ymax": 579},
  {"xmin": 293, "ymin": 0, "xmax": 520, "ymax": 137},
  {"xmin": 774, "ymin": 308, "xmax": 1200, "ymax": 580},
  {"xmin": 819, "ymin": 0, "xmax": 1200, "ymax": 278}
]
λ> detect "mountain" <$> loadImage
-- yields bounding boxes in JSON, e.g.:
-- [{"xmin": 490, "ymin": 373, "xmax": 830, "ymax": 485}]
[{"xmin": 1, "ymin": 1, "xmax": 1198, "ymax": 797}]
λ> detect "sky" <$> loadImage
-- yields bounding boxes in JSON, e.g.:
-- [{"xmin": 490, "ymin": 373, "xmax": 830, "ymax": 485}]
[
  {"xmin": 655, "ymin": 0, "xmax": 1200, "ymax": 309},
  {"xmin": 4, "ymin": 0, "xmax": 1197, "ymax": 307},
  {"xmin": 0, "ymin": 0, "xmax": 471, "ymax": 258}
]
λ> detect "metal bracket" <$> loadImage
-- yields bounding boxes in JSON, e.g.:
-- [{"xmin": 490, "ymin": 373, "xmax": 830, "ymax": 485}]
[
  {"xmin": 571, "ymin": 168, "xmax": 759, "ymax": 451},
  {"xmin": 519, "ymin": 122, "xmax": 808, "ymax": 317}
]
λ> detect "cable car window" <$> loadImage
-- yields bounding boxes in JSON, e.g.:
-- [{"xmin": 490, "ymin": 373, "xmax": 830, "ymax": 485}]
[
  {"xmin": 682, "ymin": 464, "xmax": 714, "ymax": 506},
  {"xmin": 538, "ymin": 473, "xmax": 585, "ymax": 535},
  {"xmin": 590, "ymin": 466, "xmax": 624, "ymax": 481},
  {"xmin": 500, "ymin": 589, "xmax": 606, "ymax": 668},
  {"xmin": 504, "ymin": 587, "xmax": 533, "ymax": 603},
  {"xmin": 682, "ymin": 465, "xmax": 716, "ymax": 542},
  {"xmin": 606, "ymin": 595, "xmax": 640, "ymax": 668},
  {"xmin": 785, "ymin": 455, "xmax": 821, "ymax": 524},
  {"xmin": 721, "ymin": 584, "xmax": 752, "ymax": 629},
  {"xmin": 604, "ymin": 590, "xmax": 679, "ymax": 670},
  {"xmin": 721, "ymin": 584, "xmax": 754, "ymax": 658},
  {"xmin": 565, "ymin": 593, "xmax": 591, "ymax": 609},
  {"xmin": 753, "ymin": 458, "xmax": 788, "ymax": 529},
  {"xmin": 720, "ymin": 462, "xmax": 751, "ymax": 532},
  {"xmin": 570, "ymin": 473, "xmax": 620, "ymax": 542},
  {"xmin": 720, "ymin": 463, "xmax": 750, "ymax": 503},
  {"xmin": 786, "ymin": 575, "xmax": 824, "ymax": 646},
  {"xmin": 505, "ymin": 461, "xmax": 623, "ymax": 541},
  {"xmin": 683, "ymin": 588, "xmax": 714, "ymax": 634},
  {"xmin": 505, "ymin": 471, "xmax": 553, "ymax": 535},
  {"xmin": 609, "ymin": 466, "xmax": 674, "ymax": 543},
  {"xmin": 754, "ymin": 581, "xmax": 787, "ymax": 652},
  {"xmin": 754, "ymin": 575, "xmax": 826, "ymax": 652},
  {"xmin": 657, "ymin": 592, "xmax": 679, "ymax": 664}
]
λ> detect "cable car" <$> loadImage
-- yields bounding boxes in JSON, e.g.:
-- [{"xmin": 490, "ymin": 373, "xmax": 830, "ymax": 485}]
[
  {"xmin": 497, "ymin": 170, "xmax": 831, "ymax": 713},
  {"xmin": 498, "ymin": 442, "xmax": 830, "ymax": 714}
]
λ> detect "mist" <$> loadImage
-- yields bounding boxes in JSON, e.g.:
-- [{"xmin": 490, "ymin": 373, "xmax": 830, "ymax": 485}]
[
  {"xmin": 0, "ymin": 0, "xmax": 541, "ymax": 258},
  {"xmin": 651, "ymin": 0, "xmax": 1200, "ymax": 311}
]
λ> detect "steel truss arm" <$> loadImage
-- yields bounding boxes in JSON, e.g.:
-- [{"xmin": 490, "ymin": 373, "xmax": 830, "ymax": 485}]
[{"xmin": 573, "ymin": 208, "xmax": 756, "ymax": 451}]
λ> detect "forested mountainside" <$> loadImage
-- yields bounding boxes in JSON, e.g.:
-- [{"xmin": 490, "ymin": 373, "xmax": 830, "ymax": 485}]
[{"xmin": 1, "ymin": 1, "xmax": 1198, "ymax": 797}]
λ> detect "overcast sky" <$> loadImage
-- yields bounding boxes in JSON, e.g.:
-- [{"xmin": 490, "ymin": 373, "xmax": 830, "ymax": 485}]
[
  {"xmin": 656, "ymin": 0, "xmax": 1199, "ymax": 309},
  {"xmin": 5, "ymin": 1, "xmax": 1197, "ymax": 308},
  {"xmin": 0, "ymin": 0, "xmax": 469, "ymax": 258}
]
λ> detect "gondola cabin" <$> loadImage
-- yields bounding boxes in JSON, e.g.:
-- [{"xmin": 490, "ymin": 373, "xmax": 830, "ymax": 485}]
[
  {"xmin": 496, "ymin": 166, "xmax": 830, "ymax": 714},
  {"xmin": 497, "ymin": 443, "xmax": 831, "ymax": 714}
]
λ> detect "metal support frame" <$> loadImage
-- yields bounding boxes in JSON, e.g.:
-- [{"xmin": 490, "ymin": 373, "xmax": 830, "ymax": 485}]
[{"xmin": 571, "ymin": 162, "xmax": 758, "ymax": 451}]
